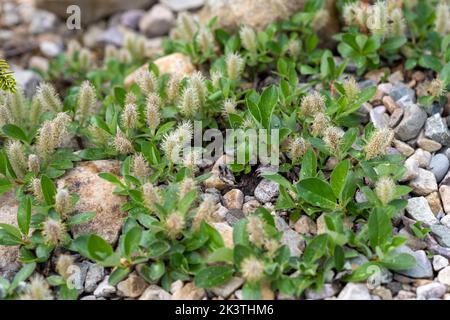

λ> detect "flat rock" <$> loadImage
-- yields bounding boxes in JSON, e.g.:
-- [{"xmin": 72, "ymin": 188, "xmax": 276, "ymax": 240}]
[
  {"xmin": 172, "ymin": 282, "xmax": 205, "ymax": 300},
  {"xmin": 57, "ymin": 160, "xmax": 127, "ymax": 244},
  {"xmin": 416, "ymin": 282, "xmax": 446, "ymax": 300},
  {"xmin": 223, "ymin": 189, "xmax": 244, "ymax": 210},
  {"xmin": 0, "ymin": 191, "xmax": 21, "ymax": 277},
  {"xmin": 199, "ymin": 0, "xmax": 339, "ymax": 41},
  {"xmin": 337, "ymin": 283, "xmax": 371, "ymax": 300},
  {"xmin": 139, "ymin": 285, "xmax": 172, "ymax": 300},
  {"xmin": 409, "ymin": 169, "xmax": 437, "ymax": 196},
  {"xmin": 305, "ymin": 283, "xmax": 339, "ymax": 300},
  {"xmin": 405, "ymin": 197, "xmax": 439, "ymax": 225},
  {"xmin": 125, "ymin": 53, "xmax": 195, "ymax": 88},
  {"xmin": 211, "ymin": 277, "xmax": 244, "ymax": 298}
]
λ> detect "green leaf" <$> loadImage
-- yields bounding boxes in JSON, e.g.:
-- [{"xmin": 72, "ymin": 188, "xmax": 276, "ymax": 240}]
[
  {"xmin": 87, "ymin": 234, "xmax": 113, "ymax": 261},
  {"xmin": 242, "ymin": 282, "xmax": 261, "ymax": 300},
  {"xmin": 66, "ymin": 211, "xmax": 96, "ymax": 226},
  {"xmin": 17, "ymin": 196, "xmax": 32, "ymax": 236},
  {"xmin": 108, "ymin": 267, "xmax": 131, "ymax": 286},
  {"xmin": 368, "ymin": 208, "xmax": 392, "ymax": 250},
  {"xmin": 260, "ymin": 172, "xmax": 292, "ymax": 190},
  {"xmin": 296, "ymin": 178, "xmax": 337, "ymax": 210},
  {"xmin": 9, "ymin": 263, "xmax": 36, "ymax": 292},
  {"xmin": 122, "ymin": 226, "xmax": 142, "ymax": 259},
  {"xmin": 381, "ymin": 252, "xmax": 416, "ymax": 271},
  {"xmin": 98, "ymin": 172, "xmax": 125, "ymax": 187},
  {"xmin": 345, "ymin": 262, "xmax": 383, "ymax": 282},
  {"xmin": 303, "ymin": 234, "xmax": 329, "ymax": 262},
  {"xmin": 207, "ymin": 247, "xmax": 234, "ymax": 263},
  {"xmin": 330, "ymin": 160, "xmax": 349, "ymax": 199},
  {"xmin": 2, "ymin": 124, "xmax": 28, "ymax": 143},
  {"xmin": 440, "ymin": 62, "xmax": 450, "ymax": 85},
  {"xmin": 41, "ymin": 175, "xmax": 57, "ymax": 205},
  {"xmin": 194, "ymin": 266, "xmax": 234, "ymax": 288},
  {"xmin": 259, "ymin": 85, "xmax": 278, "ymax": 129},
  {"xmin": 139, "ymin": 261, "xmax": 165, "ymax": 282},
  {"xmin": 299, "ymin": 149, "xmax": 317, "ymax": 180}
]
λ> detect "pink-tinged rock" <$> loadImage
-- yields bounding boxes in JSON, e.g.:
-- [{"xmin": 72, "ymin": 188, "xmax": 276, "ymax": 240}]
[
  {"xmin": 57, "ymin": 160, "xmax": 127, "ymax": 244},
  {"xmin": 0, "ymin": 191, "xmax": 21, "ymax": 276},
  {"xmin": 124, "ymin": 53, "xmax": 195, "ymax": 88}
]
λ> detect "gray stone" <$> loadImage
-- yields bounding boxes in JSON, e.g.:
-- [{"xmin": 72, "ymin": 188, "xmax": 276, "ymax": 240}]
[
  {"xmin": 39, "ymin": 41, "xmax": 63, "ymax": 58},
  {"xmin": 282, "ymin": 229, "xmax": 305, "ymax": 257},
  {"xmin": 29, "ymin": 9, "xmax": 58, "ymax": 34},
  {"xmin": 305, "ymin": 283, "xmax": 339, "ymax": 300},
  {"xmin": 35, "ymin": 0, "xmax": 156, "ymax": 24},
  {"xmin": 84, "ymin": 264, "xmax": 105, "ymax": 293},
  {"xmin": 71, "ymin": 261, "xmax": 90, "ymax": 292},
  {"xmin": 401, "ymin": 158, "xmax": 419, "ymax": 182},
  {"xmin": 409, "ymin": 148, "xmax": 431, "ymax": 168},
  {"xmin": 162, "ymin": 0, "xmax": 205, "ymax": 11},
  {"xmin": 120, "ymin": 10, "xmax": 145, "ymax": 30},
  {"xmin": 254, "ymin": 179, "xmax": 279, "ymax": 203},
  {"xmin": 394, "ymin": 246, "xmax": 433, "ymax": 279},
  {"xmin": 432, "ymin": 255, "xmax": 449, "ymax": 271},
  {"xmin": 416, "ymin": 282, "xmax": 446, "ymax": 300},
  {"xmin": 430, "ymin": 154, "xmax": 449, "ymax": 183},
  {"xmin": 225, "ymin": 209, "xmax": 245, "ymax": 226},
  {"xmin": 12, "ymin": 68, "xmax": 42, "ymax": 98},
  {"xmin": 409, "ymin": 169, "xmax": 438, "ymax": 196},
  {"xmin": 211, "ymin": 277, "xmax": 244, "ymax": 298},
  {"xmin": 425, "ymin": 114, "xmax": 450, "ymax": 146},
  {"xmin": 337, "ymin": 283, "xmax": 371, "ymax": 300},
  {"xmin": 437, "ymin": 266, "xmax": 450, "ymax": 285},
  {"xmin": 80, "ymin": 295, "xmax": 97, "ymax": 300},
  {"xmin": 139, "ymin": 4, "xmax": 175, "ymax": 37},
  {"xmin": 390, "ymin": 84, "xmax": 415, "ymax": 103},
  {"xmin": 97, "ymin": 27, "xmax": 124, "ymax": 47},
  {"xmin": 394, "ymin": 103, "xmax": 427, "ymax": 141},
  {"xmin": 139, "ymin": 285, "xmax": 172, "ymax": 300},
  {"xmin": 442, "ymin": 215, "xmax": 450, "ymax": 228},
  {"xmin": 370, "ymin": 106, "xmax": 389, "ymax": 129},
  {"xmin": 405, "ymin": 197, "xmax": 439, "ymax": 225},
  {"xmin": 431, "ymin": 225, "xmax": 450, "ymax": 248},
  {"xmin": 93, "ymin": 276, "xmax": 116, "ymax": 298},
  {"xmin": 0, "ymin": 192, "xmax": 21, "ymax": 278}
]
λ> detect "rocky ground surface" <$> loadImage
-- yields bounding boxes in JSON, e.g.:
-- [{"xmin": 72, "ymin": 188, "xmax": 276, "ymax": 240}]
[{"xmin": 1, "ymin": 0, "xmax": 450, "ymax": 300}]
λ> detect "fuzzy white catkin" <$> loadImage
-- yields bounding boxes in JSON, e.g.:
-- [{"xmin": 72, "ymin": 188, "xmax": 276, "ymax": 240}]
[
  {"xmin": 240, "ymin": 26, "xmax": 257, "ymax": 53},
  {"xmin": 36, "ymin": 83, "xmax": 63, "ymax": 112},
  {"xmin": 189, "ymin": 72, "xmax": 207, "ymax": 106},
  {"xmin": 179, "ymin": 87, "xmax": 200, "ymax": 118},
  {"xmin": 225, "ymin": 53, "xmax": 245, "ymax": 80},
  {"xmin": 77, "ymin": 81, "xmax": 96, "ymax": 125},
  {"xmin": 435, "ymin": 2, "xmax": 450, "ymax": 34},
  {"xmin": 6, "ymin": 140, "xmax": 27, "ymax": 179},
  {"xmin": 146, "ymin": 94, "xmax": 161, "ymax": 131},
  {"xmin": 8, "ymin": 89, "xmax": 25, "ymax": 123}
]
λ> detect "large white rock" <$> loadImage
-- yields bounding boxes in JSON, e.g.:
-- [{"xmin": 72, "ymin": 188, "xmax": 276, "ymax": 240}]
[
  {"xmin": 0, "ymin": 191, "xmax": 21, "ymax": 277},
  {"xmin": 57, "ymin": 160, "xmax": 127, "ymax": 244}
]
